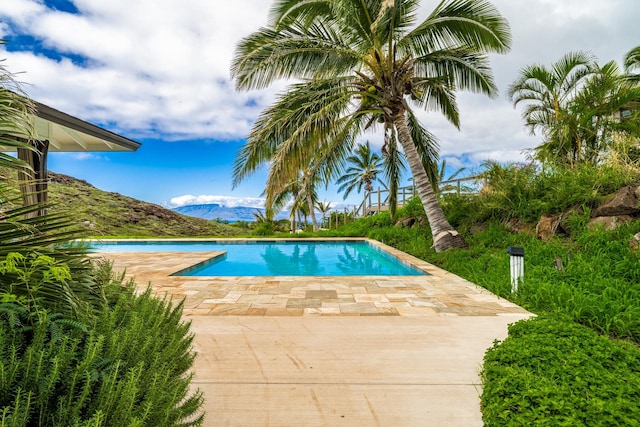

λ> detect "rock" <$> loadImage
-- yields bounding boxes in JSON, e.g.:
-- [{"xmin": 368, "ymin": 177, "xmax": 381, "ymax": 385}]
[
  {"xmin": 416, "ymin": 215, "xmax": 429, "ymax": 227},
  {"xmin": 587, "ymin": 215, "xmax": 633, "ymax": 231},
  {"xmin": 125, "ymin": 213, "xmax": 141, "ymax": 224},
  {"xmin": 396, "ymin": 218, "xmax": 415, "ymax": 228},
  {"xmin": 629, "ymin": 232, "xmax": 640, "ymax": 251},
  {"xmin": 81, "ymin": 220, "xmax": 96, "ymax": 229},
  {"xmin": 536, "ymin": 215, "xmax": 561, "ymax": 240},
  {"xmin": 469, "ymin": 223, "xmax": 489, "ymax": 234},
  {"xmin": 594, "ymin": 186, "xmax": 640, "ymax": 217},
  {"xmin": 506, "ymin": 218, "xmax": 532, "ymax": 234},
  {"xmin": 558, "ymin": 205, "xmax": 585, "ymax": 236}
]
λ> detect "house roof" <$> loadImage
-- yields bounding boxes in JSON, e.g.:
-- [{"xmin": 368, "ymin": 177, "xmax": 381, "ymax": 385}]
[{"xmin": 30, "ymin": 101, "xmax": 141, "ymax": 152}]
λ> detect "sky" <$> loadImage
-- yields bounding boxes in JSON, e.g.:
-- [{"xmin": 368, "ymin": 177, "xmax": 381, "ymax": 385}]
[{"xmin": 0, "ymin": 0, "xmax": 639, "ymax": 211}]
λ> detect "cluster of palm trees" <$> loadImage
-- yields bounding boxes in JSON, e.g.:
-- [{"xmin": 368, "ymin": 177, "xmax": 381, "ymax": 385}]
[
  {"xmin": 509, "ymin": 46, "xmax": 640, "ymax": 167},
  {"xmin": 231, "ymin": 0, "xmax": 512, "ymax": 252}
]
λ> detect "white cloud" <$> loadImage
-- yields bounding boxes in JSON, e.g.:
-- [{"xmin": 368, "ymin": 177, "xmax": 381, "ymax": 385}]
[
  {"xmin": 0, "ymin": 0, "xmax": 639, "ymax": 163},
  {"xmin": 169, "ymin": 194, "xmax": 266, "ymax": 209},
  {"xmin": 73, "ymin": 152, "xmax": 108, "ymax": 161}
]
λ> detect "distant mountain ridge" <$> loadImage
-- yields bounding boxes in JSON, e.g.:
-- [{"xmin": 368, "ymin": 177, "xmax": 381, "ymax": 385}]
[{"xmin": 173, "ymin": 204, "xmax": 289, "ymax": 222}]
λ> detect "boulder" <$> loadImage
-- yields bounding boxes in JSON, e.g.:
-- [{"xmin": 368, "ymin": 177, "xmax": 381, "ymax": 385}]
[
  {"xmin": 594, "ymin": 186, "xmax": 640, "ymax": 217},
  {"xmin": 587, "ymin": 215, "xmax": 633, "ymax": 231},
  {"xmin": 536, "ymin": 215, "xmax": 561, "ymax": 240},
  {"xmin": 629, "ymin": 232, "xmax": 640, "ymax": 251},
  {"xmin": 558, "ymin": 205, "xmax": 585, "ymax": 236},
  {"xmin": 506, "ymin": 218, "xmax": 532, "ymax": 234},
  {"xmin": 395, "ymin": 217, "xmax": 415, "ymax": 228},
  {"xmin": 469, "ymin": 223, "xmax": 489, "ymax": 235}
]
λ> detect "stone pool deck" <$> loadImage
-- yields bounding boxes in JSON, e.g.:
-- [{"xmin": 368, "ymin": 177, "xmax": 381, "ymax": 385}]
[{"xmin": 96, "ymin": 238, "xmax": 532, "ymax": 426}]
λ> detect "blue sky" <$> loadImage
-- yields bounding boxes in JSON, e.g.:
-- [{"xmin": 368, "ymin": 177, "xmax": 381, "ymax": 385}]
[{"xmin": 1, "ymin": 0, "xmax": 639, "ymax": 211}]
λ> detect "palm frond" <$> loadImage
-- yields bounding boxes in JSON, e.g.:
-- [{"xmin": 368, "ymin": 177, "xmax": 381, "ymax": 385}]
[
  {"xmin": 231, "ymin": 22, "xmax": 360, "ymax": 90},
  {"xmin": 405, "ymin": 109, "xmax": 439, "ymax": 185},
  {"xmin": 403, "ymin": 0, "xmax": 511, "ymax": 56}
]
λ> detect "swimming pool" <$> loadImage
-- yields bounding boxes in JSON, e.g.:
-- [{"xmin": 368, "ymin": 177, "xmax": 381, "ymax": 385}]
[{"xmin": 92, "ymin": 240, "xmax": 426, "ymax": 277}]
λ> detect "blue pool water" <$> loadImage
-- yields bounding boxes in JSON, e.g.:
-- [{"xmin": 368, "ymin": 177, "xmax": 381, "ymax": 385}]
[{"xmin": 92, "ymin": 240, "xmax": 426, "ymax": 277}]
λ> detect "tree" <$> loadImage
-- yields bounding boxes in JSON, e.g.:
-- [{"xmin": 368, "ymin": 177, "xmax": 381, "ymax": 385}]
[
  {"xmin": 435, "ymin": 158, "xmax": 467, "ymax": 196},
  {"xmin": 336, "ymin": 141, "xmax": 383, "ymax": 198},
  {"xmin": 508, "ymin": 51, "xmax": 596, "ymax": 166},
  {"xmin": 231, "ymin": 0, "xmax": 511, "ymax": 252},
  {"xmin": 270, "ymin": 163, "xmax": 322, "ymax": 232},
  {"xmin": 510, "ymin": 51, "xmax": 640, "ymax": 167},
  {"xmin": 624, "ymin": 45, "xmax": 640, "ymax": 82},
  {"xmin": 315, "ymin": 201, "xmax": 332, "ymax": 227},
  {"xmin": 381, "ymin": 136, "xmax": 405, "ymax": 222}
]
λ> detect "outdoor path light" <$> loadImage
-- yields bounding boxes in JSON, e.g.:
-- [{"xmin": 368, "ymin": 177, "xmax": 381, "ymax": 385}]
[{"xmin": 507, "ymin": 246, "xmax": 524, "ymax": 293}]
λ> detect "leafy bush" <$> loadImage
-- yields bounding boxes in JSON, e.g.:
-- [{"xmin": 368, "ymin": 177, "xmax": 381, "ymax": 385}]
[
  {"xmin": 0, "ymin": 280, "xmax": 204, "ymax": 426},
  {"xmin": 474, "ymin": 162, "xmax": 639, "ymax": 223},
  {"xmin": 252, "ymin": 221, "xmax": 275, "ymax": 236},
  {"xmin": 481, "ymin": 316, "xmax": 640, "ymax": 426}
]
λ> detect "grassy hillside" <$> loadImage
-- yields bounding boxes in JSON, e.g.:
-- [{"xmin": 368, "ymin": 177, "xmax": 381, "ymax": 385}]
[{"xmin": 45, "ymin": 172, "xmax": 245, "ymax": 237}]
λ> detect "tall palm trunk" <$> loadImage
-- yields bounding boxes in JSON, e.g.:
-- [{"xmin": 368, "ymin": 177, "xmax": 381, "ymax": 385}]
[
  {"xmin": 307, "ymin": 195, "xmax": 318, "ymax": 232},
  {"xmin": 394, "ymin": 113, "xmax": 467, "ymax": 252}
]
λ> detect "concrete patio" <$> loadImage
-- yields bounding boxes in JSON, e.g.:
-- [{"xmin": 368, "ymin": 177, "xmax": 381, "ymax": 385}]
[{"xmin": 97, "ymin": 239, "xmax": 531, "ymax": 426}]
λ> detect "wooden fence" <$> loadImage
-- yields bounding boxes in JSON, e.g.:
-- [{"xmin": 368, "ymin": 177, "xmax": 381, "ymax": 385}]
[{"xmin": 354, "ymin": 175, "xmax": 484, "ymax": 218}]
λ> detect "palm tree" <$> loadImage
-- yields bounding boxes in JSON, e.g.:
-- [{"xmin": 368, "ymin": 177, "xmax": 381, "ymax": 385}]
[
  {"xmin": 573, "ymin": 60, "xmax": 640, "ymax": 163},
  {"xmin": 315, "ymin": 201, "xmax": 332, "ymax": 227},
  {"xmin": 508, "ymin": 51, "xmax": 596, "ymax": 166},
  {"xmin": 270, "ymin": 163, "xmax": 322, "ymax": 232},
  {"xmin": 231, "ymin": 0, "xmax": 511, "ymax": 252},
  {"xmin": 624, "ymin": 45, "xmax": 640, "ymax": 82},
  {"xmin": 381, "ymin": 136, "xmax": 405, "ymax": 222},
  {"xmin": 435, "ymin": 159, "xmax": 467, "ymax": 196},
  {"xmin": 0, "ymin": 53, "xmax": 104, "ymax": 315},
  {"xmin": 510, "ymin": 51, "xmax": 640, "ymax": 166},
  {"xmin": 336, "ymin": 142, "xmax": 383, "ymax": 199}
]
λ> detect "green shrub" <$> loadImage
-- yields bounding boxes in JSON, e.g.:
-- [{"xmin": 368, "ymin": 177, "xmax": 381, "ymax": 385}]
[
  {"xmin": 252, "ymin": 222, "xmax": 274, "ymax": 236},
  {"xmin": 0, "ymin": 281, "xmax": 204, "ymax": 426},
  {"xmin": 475, "ymin": 162, "xmax": 639, "ymax": 223},
  {"xmin": 481, "ymin": 316, "xmax": 640, "ymax": 426}
]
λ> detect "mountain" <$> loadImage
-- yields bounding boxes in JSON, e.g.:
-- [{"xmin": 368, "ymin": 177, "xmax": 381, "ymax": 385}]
[
  {"xmin": 173, "ymin": 204, "xmax": 291, "ymax": 223},
  {"xmin": 173, "ymin": 204, "xmax": 265, "ymax": 222},
  {"xmin": 42, "ymin": 172, "xmax": 246, "ymax": 237}
]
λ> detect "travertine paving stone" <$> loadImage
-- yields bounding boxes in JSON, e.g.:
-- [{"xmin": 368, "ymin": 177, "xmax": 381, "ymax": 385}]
[
  {"xmin": 95, "ymin": 239, "xmax": 529, "ymax": 317},
  {"xmin": 93, "ymin": 238, "xmax": 532, "ymax": 426}
]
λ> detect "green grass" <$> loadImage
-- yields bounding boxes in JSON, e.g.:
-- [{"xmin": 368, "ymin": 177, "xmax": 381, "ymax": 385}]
[{"xmin": 45, "ymin": 171, "xmax": 247, "ymax": 237}]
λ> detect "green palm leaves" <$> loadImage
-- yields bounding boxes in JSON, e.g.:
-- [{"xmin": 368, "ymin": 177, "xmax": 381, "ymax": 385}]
[
  {"xmin": 231, "ymin": 0, "xmax": 510, "ymax": 251},
  {"xmin": 509, "ymin": 49, "xmax": 640, "ymax": 167},
  {"xmin": 337, "ymin": 142, "xmax": 383, "ymax": 198},
  {"xmin": 624, "ymin": 45, "xmax": 640, "ymax": 80}
]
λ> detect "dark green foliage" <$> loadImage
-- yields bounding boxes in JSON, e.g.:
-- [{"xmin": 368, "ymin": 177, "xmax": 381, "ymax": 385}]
[
  {"xmin": 252, "ymin": 222, "xmax": 275, "ymax": 236},
  {"xmin": 481, "ymin": 316, "xmax": 640, "ymax": 426},
  {"xmin": 0, "ymin": 281, "xmax": 204, "ymax": 426},
  {"xmin": 428, "ymin": 222, "xmax": 640, "ymax": 342}
]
